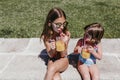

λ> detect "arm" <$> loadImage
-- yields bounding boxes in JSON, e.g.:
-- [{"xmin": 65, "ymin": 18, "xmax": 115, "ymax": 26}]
[
  {"xmin": 87, "ymin": 42, "xmax": 103, "ymax": 60},
  {"xmin": 74, "ymin": 39, "xmax": 83, "ymax": 54},
  {"xmin": 60, "ymin": 31, "xmax": 70, "ymax": 45},
  {"xmin": 44, "ymin": 39, "xmax": 56, "ymax": 58}
]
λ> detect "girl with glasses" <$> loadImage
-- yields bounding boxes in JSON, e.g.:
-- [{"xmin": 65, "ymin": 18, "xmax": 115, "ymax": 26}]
[
  {"xmin": 74, "ymin": 23, "xmax": 104, "ymax": 80},
  {"xmin": 40, "ymin": 7, "xmax": 70, "ymax": 80}
]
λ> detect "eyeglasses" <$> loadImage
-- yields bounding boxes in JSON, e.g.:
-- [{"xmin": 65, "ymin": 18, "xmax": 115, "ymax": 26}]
[{"xmin": 52, "ymin": 21, "xmax": 68, "ymax": 28}]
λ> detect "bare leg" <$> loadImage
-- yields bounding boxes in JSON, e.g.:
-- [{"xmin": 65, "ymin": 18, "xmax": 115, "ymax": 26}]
[
  {"xmin": 53, "ymin": 72, "xmax": 61, "ymax": 80},
  {"xmin": 77, "ymin": 61, "xmax": 91, "ymax": 80},
  {"xmin": 89, "ymin": 64, "xmax": 100, "ymax": 80},
  {"xmin": 44, "ymin": 58, "xmax": 69, "ymax": 80},
  {"xmin": 44, "ymin": 60, "xmax": 54, "ymax": 80}
]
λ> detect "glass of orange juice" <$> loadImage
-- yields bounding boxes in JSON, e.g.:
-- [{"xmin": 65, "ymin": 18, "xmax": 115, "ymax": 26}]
[
  {"xmin": 56, "ymin": 40, "xmax": 65, "ymax": 52},
  {"xmin": 81, "ymin": 48, "xmax": 90, "ymax": 59}
]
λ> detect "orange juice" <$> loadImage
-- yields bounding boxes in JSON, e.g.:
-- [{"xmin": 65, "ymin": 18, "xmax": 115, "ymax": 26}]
[
  {"xmin": 56, "ymin": 40, "xmax": 65, "ymax": 52},
  {"xmin": 81, "ymin": 48, "xmax": 90, "ymax": 59}
]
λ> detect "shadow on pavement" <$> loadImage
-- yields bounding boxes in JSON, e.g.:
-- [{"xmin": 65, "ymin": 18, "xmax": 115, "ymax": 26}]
[
  {"xmin": 38, "ymin": 49, "xmax": 80, "ymax": 67},
  {"xmin": 68, "ymin": 53, "xmax": 79, "ymax": 68},
  {"xmin": 38, "ymin": 49, "xmax": 49, "ymax": 65},
  {"xmin": 68, "ymin": 53, "xmax": 83, "ymax": 80}
]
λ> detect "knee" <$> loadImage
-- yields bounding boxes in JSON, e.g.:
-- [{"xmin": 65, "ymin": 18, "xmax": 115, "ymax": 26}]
[
  {"xmin": 53, "ymin": 76, "xmax": 61, "ymax": 80},
  {"xmin": 47, "ymin": 65, "xmax": 56, "ymax": 73},
  {"xmin": 92, "ymin": 75, "xmax": 99, "ymax": 80},
  {"xmin": 82, "ymin": 75, "xmax": 91, "ymax": 80}
]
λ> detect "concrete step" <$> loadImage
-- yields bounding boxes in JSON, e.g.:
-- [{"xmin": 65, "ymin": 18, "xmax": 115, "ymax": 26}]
[{"xmin": 0, "ymin": 38, "xmax": 120, "ymax": 80}]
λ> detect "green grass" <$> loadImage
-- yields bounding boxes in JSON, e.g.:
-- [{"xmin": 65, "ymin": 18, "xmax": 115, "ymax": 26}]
[{"xmin": 0, "ymin": 0, "xmax": 120, "ymax": 38}]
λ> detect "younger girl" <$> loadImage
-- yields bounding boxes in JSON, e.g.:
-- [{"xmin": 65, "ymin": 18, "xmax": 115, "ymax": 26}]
[
  {"xmin": 41, "ymin": 7, "xmax": 70, "ymax": 80},
  {"xmin": 74, "ymin": 23, "xmax": 104, "ymax": 80}
]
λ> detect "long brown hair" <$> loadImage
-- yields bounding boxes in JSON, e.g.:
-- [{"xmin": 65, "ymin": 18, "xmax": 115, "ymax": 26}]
[
  {"xmin": 84, "ymin": 23, "xmax": 104, "ymax": 44},
  {"xmin": 40, "ymin": 7, "xmax": 68, "ymax": 41}
]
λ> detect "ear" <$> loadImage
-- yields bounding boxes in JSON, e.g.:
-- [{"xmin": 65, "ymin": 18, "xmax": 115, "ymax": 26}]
[{"xmin": 48, "ymin": 22, "xmax": 51, "ymax": 27}]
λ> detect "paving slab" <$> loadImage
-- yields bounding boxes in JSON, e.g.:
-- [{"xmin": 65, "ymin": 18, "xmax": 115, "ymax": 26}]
[
  {"xmin": 0, "ymin": 54, "xmax": 14, "ymax": 75},
  {"xmin": 98, "ymin": 55, "xmax": 120, "ymax": 80},
  {"xmin": 0, "ymin": 38, "xmax": 120, "ymax": 80},
  {"xmin": 0, "ymin": 38, "xmax": 29, "ymax": 53},
  {"xmin": 0, "ymin": 55, "xmax": 45, "ymax": 80},
  {"xmin": 0, "ymin": 54, "xmax": 120, "ymax": 80}
]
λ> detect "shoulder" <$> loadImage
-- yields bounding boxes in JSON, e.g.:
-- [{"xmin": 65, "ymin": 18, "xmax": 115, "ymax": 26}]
[
  {"xmin": 41, "ymin": 35, "xmax": 44, "ymax": 40},
  {"xmin": 96, "ymin": 42, "xmax": 102, "ymax": 47},
  {"xmin": 77, "ymin": 38, "xmax": 83, "ymax": 43},
  {"xmin": 41, "ymin": 35, "xmax": 46, "ymax": 41},
  {"xmin": 78, "ymin": 38, "xmax": 83, "ymax": 41},
  {"xmin": 95, "ymin": 42, "xmax": 102, "ymax": 49},
  {"xmin": 41, "ymin": 35, "xmax": 50, "ymax": 43},
  {"xmin": 76, "ymin": 38, "xmax": 83, "ymax": 46}
]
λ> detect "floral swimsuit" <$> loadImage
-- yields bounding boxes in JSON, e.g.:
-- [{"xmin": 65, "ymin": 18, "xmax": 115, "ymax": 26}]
[{"xmin": 78, "ymin": 39, "xmax": 98, "ymax": 66}]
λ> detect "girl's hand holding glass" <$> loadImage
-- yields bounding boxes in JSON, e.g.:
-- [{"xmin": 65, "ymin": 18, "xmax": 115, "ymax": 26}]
[
  {"xmin": 60, "ymin": 33, "xmax": 69, "ymax": 43},
  {"xmin": 87, "ymin": 46, "xmax": 96, "ymax": 54},
  {"xmin": 81, "ymin": 47, "xmax": 90, "ymax": 59},
  {"xmin": 56, "ymin": 39, "xmax": 65, "ymax": 52},
  {"xmin": 77, "ymin": 46, "xmax": 82, "ymax": 53},
  {"xmin": 56, "ymin": 35, "xmax": 66, "ymax": 52}
]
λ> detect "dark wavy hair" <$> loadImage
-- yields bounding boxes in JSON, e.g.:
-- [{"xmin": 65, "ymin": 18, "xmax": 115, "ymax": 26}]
[
  {"xmin": 40, "ymin": 7, "xmax": 68, "ymax": 41},
  {"xmin": 84, "ymin": 23, "xmax": 104, "ymax": 44}
]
